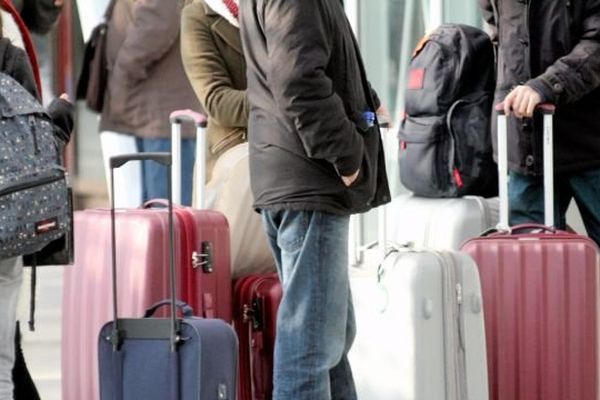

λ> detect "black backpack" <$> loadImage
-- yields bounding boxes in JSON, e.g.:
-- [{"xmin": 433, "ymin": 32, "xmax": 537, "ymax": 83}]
[{"xmin": 398, "ymin": 24, "xmax": 497, "ymax": 198}]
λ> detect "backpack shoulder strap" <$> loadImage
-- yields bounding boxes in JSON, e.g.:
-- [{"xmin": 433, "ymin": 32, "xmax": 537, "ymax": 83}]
[{"xmin": 0, "ymin": 0, "xmax": 42, "ymax": 97}]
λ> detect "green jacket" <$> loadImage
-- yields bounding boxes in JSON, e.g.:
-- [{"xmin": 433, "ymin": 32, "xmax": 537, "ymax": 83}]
[{"xmin": 181, "ymin": 0, "xmax": 247, "ymax": 175}]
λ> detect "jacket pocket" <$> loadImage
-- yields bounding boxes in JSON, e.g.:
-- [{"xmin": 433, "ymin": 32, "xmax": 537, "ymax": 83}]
[{"xmin": 398, "ymin": 115, "xmax": 450, "ymax": 197}]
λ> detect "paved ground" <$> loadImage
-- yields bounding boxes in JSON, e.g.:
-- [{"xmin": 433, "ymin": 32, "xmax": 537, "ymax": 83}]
[{"xmin": 21, "ymin": 267, "xmax": 63, "ymax": 400}]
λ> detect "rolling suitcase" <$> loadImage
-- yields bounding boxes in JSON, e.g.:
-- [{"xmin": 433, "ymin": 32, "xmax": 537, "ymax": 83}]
[
  {"xmin": 62, "ymin": 111, "xmax": 232, "ymax": 400},
  {"xmin": 233, "ymin": 273, "xmax": 282, "ymax": 400},
  {"xmin": 98, "ymin": 152, "xmax": 237, "ymax": 400},
  {"xmin": 390, "ymin": 194, "xmax": 499, "ymax": 250},
  {"xmin": 348, "ymin": 246, "xmax": 489, "ymax": 400},
  {"xmin": 461, "ymin": 105, "xmax": 600, "ymax": 400}
]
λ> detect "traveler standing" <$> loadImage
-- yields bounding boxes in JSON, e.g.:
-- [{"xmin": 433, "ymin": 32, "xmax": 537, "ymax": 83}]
[
  {"xmin": 239, "ymin": 0, "xmax": 391, "ymax": 398},
  {"xmin": 181, "ymin": 0, "xmax": 276, "ymax": 277},
  {"xmin": 0, "ymin": 12, "xmax": 73, "ymax": 400},
  {"xmin": 100, "ymin": 0, "xmax": 201, "ymax": 206},
  {"xmin": 480, "ymin": 0, "xmax": 600, "ymax": 245}
]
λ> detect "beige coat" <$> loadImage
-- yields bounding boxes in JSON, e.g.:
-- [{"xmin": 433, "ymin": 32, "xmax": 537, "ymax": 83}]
[
  {"xmin": 100, "ymin": 0, "xmax": 200, "ymax": 139},
  {"xmin": 181, "ymin": 0, "xmax": 247, "ymax": 173}
]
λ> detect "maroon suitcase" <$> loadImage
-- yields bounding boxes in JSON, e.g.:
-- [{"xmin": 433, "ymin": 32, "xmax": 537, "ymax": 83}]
[
  {"xmin": 234, "ymin": 273, "xmax": 282, "ymax": 400},
  {"xmin": 461, "ymin": 105, "xmax": 600, "ymax": 400},
  {"xmin": 62, "ymin": 112, "xmax": 232, "ymax": 400}
]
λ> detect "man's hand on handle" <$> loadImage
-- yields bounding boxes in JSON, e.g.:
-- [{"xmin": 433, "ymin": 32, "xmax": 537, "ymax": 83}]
[{"xmin": 503, "ymin": 85, "xmax": 542, "ymax": 119}]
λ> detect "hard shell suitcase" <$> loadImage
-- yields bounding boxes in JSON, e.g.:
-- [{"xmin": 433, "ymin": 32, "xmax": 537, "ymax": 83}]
[
  {"xmin": 390, "ymin": 194, "xmax": 499, "ymax": 250},
  {"xmin": 349, "ymin": 246, "xmax": 489, "ymax": 400},
  {"xmin": 233, "ymin": 273, "xmax": 282, "ymax": 400},
  {"xmin": 98, "ymin": 152, "xmax": 237, "ymax": 400},
  {"xmin": 62, "ymin": 111, "xmax": 232, "ymax": 400},
  {"xmin": 461, "ymin": 105, "xmax": 600, "ymax": 400}
]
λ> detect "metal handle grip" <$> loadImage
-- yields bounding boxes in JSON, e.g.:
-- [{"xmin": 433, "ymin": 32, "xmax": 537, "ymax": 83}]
[
  {"xmin": 110, "ymin": 153, "xmax": 171, "ymax": 169},
  {"xmin": 169, "ymin": 109, "xmax": 207, "ymax": 128}
]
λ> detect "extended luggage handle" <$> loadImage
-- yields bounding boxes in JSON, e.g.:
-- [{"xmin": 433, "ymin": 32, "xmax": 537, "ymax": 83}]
[
  {"xmin": 109, "ymin": 152, "xmax": 180, "ymax": 353},
  {"xmin": 496, "ymin": 103, "xmax": 556, "ymax": 230},
  {"xmin": 169, "ymin": 110, "xmax": 208, "ymax": 207},
  {"xmin": 144, "ymin": 300, "xmax": 194, "ymax": 319}
]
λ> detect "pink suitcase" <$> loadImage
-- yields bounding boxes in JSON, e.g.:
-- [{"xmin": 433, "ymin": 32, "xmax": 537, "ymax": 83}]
[
  {"xmin": 62, "ymin": 111, "xmax": 232, "ymax": 400},
  {"xmin": 461, "ymin": 105, "xmax": 600, "ymax": 400}
]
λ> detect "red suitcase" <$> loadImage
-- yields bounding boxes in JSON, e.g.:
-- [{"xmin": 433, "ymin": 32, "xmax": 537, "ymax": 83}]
[
  {"xmin": 62, "ymin": 111, "xmax": 232, "ymax": 400},
  {"xmin": 461, "ymin": 105, "xmax": 600, "ymax": 400},
  {"xmin": 234, "ymin": 273, "xmax": 282, "ymax": 400}
]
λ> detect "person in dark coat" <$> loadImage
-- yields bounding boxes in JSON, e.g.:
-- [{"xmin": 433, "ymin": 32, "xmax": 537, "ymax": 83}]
[
  {"xmin": 480, "ymin": 0, "xmax": 600, "ymax": 245},
  {"xmin": 11, "ymin": 0, "xmax": 63, "ymax": 35},
  {"xmin": 239, "ymin": 0, "xmax": 390, "ymax": 398}
]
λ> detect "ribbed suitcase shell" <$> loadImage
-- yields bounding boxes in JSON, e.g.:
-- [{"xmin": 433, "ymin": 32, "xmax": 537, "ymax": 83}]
[
  {"xmin": 349, "ymin": 249, "xmax": 489, "ymax": 399},
  {"xmin": 462, "ymin": 230, "xmax": 600, "ymax": 400},
  {"xmin": 390, "ymin": 194, "xmax": 498, "ymax": 250},
  {"xmin": 62, "ymin": 207, "xmax": 231, "ymax": 400},
  {"xmin": 233, "ymin": 274, "xmax": 282, "ymax": 400}
]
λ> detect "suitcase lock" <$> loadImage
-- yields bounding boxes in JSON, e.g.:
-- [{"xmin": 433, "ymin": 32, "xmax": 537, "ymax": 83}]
[{"xmin": 192, "ymin": 241, "xmax": 213, "ymax": 273}]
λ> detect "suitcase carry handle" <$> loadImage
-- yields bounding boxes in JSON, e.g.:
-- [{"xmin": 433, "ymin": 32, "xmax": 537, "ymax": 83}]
[
  {"xmin": 170, "ymin": 110, "xmax": 208, "ymax": 207},
  {"xmin": 496, "ymin": 103, "xmax": 556, "ymax": 230},
  {"xmin": 508, "ymin": 224, "xmax": 558, "ymax": 235},
  {"xmin": 109, "ymin": 152, "xmax": 180, "ymax": 353},
  {"xmin": 144, "ymin": 300, "xmax": 194, "ymax": 318},
  {"xmin": 142, "ymin": 199, "xmax": 184, "ymax": 210}
]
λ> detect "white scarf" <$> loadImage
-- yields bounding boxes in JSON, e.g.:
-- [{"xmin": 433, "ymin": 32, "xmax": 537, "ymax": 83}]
[{"xmin": 205, "ymin": 0, "xmax": 239, "ymax": 28}]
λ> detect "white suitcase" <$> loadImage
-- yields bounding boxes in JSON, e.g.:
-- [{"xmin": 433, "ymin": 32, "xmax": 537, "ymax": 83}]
[
  {"xmin": 389, "ymin": 195, "xmax": 499, "ymax": 250},
  {"xmin": 349, "ymin": 246, "xmax": 489, "ymax": 400}
]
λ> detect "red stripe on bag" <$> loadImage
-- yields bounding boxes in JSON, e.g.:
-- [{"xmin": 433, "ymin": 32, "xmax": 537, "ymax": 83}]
[
  {"xmin": 453, "ymin": 168, "xmax": 464, "ymax": 188},
  {"xmin": 223, "ymin": 0, "xmax": 239, "ymax": 19},
  {"xmin": 407, "ymin": 68, "xmax": 425, "ymax": 90},
  {"xmin": 401, "ymin": 141, "xmax": 407, "ymax": 150}
]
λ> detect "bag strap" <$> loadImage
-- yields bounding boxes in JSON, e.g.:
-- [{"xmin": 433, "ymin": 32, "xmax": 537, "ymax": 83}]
[
  {"xmin": 28, "ymin": 255, "xmax": 37, "ymax": 332},
  {"xmin": 105, "ymin": 0, "xmax": 118, "ymax": 20}
]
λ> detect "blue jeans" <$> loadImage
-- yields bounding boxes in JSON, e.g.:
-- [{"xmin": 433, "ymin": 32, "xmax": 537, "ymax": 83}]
[
  {"xmin": 261, "ymin": 210, "xmax": 357, "ymax": 400},
  {"xmin": 136, "ymin": 138, "xmax": 196, "ymax": 206},
  {"xmin": 509, "ymin": 168, "xmax": 600, "ymax": 246}
]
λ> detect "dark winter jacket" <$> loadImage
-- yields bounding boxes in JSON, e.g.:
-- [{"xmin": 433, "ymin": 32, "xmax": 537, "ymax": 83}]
[
  {"xmin": 480, "ymin": 0, "xmax": 600, "ymax": 175},
  {"xmin": 239, "ymin": 0, "xmax": 390, "ymax": 215},
  {"xmin": 11, "ymin": 0, "xmax": 62, "ymax": 35}
]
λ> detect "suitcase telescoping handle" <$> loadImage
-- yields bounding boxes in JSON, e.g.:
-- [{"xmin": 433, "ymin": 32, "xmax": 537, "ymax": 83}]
[
  {"xmin": 496, "ymin": 103, "xmax": 556, "ymax": 230},
  {"xmin": 169, "ymin": 110, "xmax": 208, "ymax": 207},
  {"xmin": 109, "ymin": 153, "xmax": 180, "ymax": 353}
]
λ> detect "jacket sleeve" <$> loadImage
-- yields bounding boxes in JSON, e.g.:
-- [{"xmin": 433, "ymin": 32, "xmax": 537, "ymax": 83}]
[
  {"xmin": 478, "ymin": 0, "xmax": 498, "ymax": 44},
  {"xmin": 113, "ymin": 0, "xmax": 181, "ymax": 85},
  {"xmin": 180, "ymin": 4, "xmax": 248, "ymax": 128},
  {"xmin": 264, "ymin": 0, "xmax": 364, "ymax": 176},
  {"xmin": 21, "ymin": 0, "xmax": 62, "ymax": 35},
  {"xmin": 527, "ymin": 2, "xmax": 600, "ymax": 104}
]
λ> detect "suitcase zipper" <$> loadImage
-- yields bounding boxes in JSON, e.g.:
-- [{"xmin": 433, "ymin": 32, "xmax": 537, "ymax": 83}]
[{"xmin": 448, "ymin": 253, "xmax": 468, "ymax": 400}]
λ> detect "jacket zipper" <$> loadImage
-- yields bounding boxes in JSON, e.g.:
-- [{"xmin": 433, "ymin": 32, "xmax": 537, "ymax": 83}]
[{"xmin": 0, "ymin": 173, "xmax": 64, "ymax": 198}]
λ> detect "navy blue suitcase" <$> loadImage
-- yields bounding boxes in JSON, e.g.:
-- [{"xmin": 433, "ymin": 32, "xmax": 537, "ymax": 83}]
[{"xmin": 98, "ymin": 153, "xmax": 238, "ymax": 400}]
